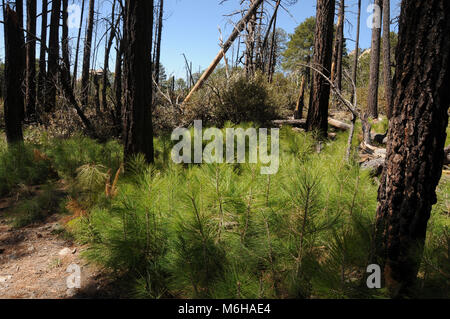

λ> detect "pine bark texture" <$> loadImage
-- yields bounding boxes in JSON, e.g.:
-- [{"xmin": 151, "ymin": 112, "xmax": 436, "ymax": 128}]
[
  {"xmin": 306, "ymin": 0, "xmax": 335, "ymax": 136},
  {"xmin": 374, "ymin": 0, "xmax": 450, "ymax": 297},
  {"xmin": 123, "ymin": 0, "xmax": 154, "ymax": 164},
  {"xmin": 4, "ymin": 7, "xmax": 25, "ymax": 144}
]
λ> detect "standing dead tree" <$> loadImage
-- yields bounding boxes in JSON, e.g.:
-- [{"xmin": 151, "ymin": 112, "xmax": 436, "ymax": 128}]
[
  {"xmin": 3, "ymin": 6, "xmax": 25, "ymax": 145},
  {"xmin": 306, "ymin": 0, "xmax": 335, "ymax": 138},
  {"xmin": 182, "ymin": 0, "xmax": 264, "ymax": 106},
  {"xmin": 25, "ymin": 0, "xmax": 36, "ymax": 120},
  {"xmin": 382, "ymin": 0, "xmax": 393, "ymax": 119},
  {"xmin": 81, "ymin": 0, "xmax": 96, "ymax": 108},
  {"xmin": 367, "ymin": 0, "xmax": 383, "ymax": 118},
  {"xmin": 36, "ymin": 0, "xmax": 47, "ymax": 113}
]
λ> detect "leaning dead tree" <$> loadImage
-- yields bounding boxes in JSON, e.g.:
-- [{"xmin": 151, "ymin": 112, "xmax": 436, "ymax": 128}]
[{"xmin": 182, "ymin": 0, "xmax": 264, "ymax": 105}]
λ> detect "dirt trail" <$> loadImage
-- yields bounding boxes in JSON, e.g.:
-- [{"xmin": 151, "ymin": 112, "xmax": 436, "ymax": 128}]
[{"xmin": 0, "ymin": 200, "xmax": 114, "ymax": 299}]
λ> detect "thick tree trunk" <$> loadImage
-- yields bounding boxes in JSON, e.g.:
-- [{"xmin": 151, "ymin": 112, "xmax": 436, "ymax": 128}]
[
  {"xmin": 46, "ymin": 0, "xmax": 61, "ymax": 112},
  {"xmin": 382, "ymin": 0, "xmax": 393, "ymax": 119},
  {"xmin": 25, "ymin": 0, "xmax": 36, "ymax": 120},
  {"xmin": 15, "ymin": 0, "xmax": 23, "ymax": 29},
  {"xmin": 72, "ymin": 0, "xmax": 85, "ymax": 89},
  {"xmin": 367, "ymin": 0, "xmax": 383, "ymax": 118},
  {"xmin": 123, "ymin": 0, "xmax": 154, "ymax": 164},
  {"xmin": 350, "ymin": 0, "xmax": 361, "ymax": 105},
  {"xmin": 306, "ymin": 0, "xmax": 335, "ymax": 137},
  {"xmin": 37, "ymin": 0, "xmax": 47, "ymax": 112},
  {"xmin": 3, "ymin": 6, "xmax": 25, "ymax": 145},
  {"xmin": 374, "ymin": 0, "xmax": 450, "ymax": 298},
  {"xmin": 81, "ymin": 0, "xmax": 95, "ymax": 108},
  {"xmin": 61, "ymin": 0, "xmax": 71, "ymax": 85}
]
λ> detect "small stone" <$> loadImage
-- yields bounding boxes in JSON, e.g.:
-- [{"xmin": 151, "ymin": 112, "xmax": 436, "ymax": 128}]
[
  {"xmin": 28, "ymin": 246, "xmax": 35, "ymax": 252},
  {"xmin": 66, "ymin": 288, "xmax": 78, "ymax": 297},
  {"xmin": 59, "ymin": 248, "xmax": 72, "ymax": 256},
  {"xmin": 0, "ymin": 275, "xmax": 12, "ymax": 283}
]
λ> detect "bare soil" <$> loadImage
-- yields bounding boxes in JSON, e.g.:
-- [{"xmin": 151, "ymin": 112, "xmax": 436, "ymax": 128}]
[{"xmin": 0, "ymin": 196, "xmax": 119, "ymax": 299}]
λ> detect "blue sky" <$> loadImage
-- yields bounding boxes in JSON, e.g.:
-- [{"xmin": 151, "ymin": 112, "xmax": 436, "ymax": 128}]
[
  {"xmin": 161, "ymin": 0, "xmax": 401, "ymax": 78},
  {"xmin": 1, "ymin": 0, "xmax": 401, "ymax": 79}
]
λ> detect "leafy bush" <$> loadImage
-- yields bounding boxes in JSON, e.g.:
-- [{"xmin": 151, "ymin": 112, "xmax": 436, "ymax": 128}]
[{"xmin": 183, "ymin": 70, "xmax": 292, "ymax": 127}]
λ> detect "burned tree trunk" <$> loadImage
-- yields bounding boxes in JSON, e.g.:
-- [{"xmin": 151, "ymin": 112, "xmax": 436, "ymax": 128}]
[
  {"xmin": 72, "ymin": 0, "xmax": 85, "ymax": 89},
  {"xmin": 123, "ymin": 0, "xmax": 154, "ymax": 164},
  {"xmin": 294, "ymin": 57, "xmax": 311, "ymax": 120},
  {"xmin": 306, "ymin": 0, "xmax": 335, "ymax": 137},
  {"xmin": 37, "ymin": 0, "xmax": 47, "ymax": 112},
  {"xmin": 367, "ymin": 0, "xmax": 383, "ymax": 118},
  {"xmin": 25, "ymin": 0, "xmax": 37, "ymax": 120},
  {"xmin": 350, "ymin": 0, "xmax": 361, "ymax": 105},
  {"xmin": 46, "ymin": 0, "xmax": 61, "ymax": 112},
  {"xmin": 113, "ymin": 38, "xmax": 123, "ymax": 130},
  {"xmin": 382, "ymin": 0, "xmax": 393, "ymax": 119},
  {"xmin": 182, "ymin": 0, "xmax": 264, "ymax": 105},
  {"xmin": 374, "ymin": 0, "xmax": 450, "ymax": 298},
  {"xmin": 101, "ymin": 0, "xmax": 117, "ymax": 112},
  {"xmin": 245, "ymin": 0, "xmax": 257, "ymax": 76},
  {"xmin": 61, "ymin": 0, "xmax": 71, "ymax": 85},
  {"xmin": 81, "ymin": 0, "xmax": 95, "ymax": 108},
  {"xmin": 3, "ymin": 6, "xmax": 25, "ymax": 144},
  {"xmin": 154, "ymin": 0, "xmax": 164, "ymax": 85},
  {"xmin": 331, "ymin": 0, "xmax": 345, "ymax": 91}
]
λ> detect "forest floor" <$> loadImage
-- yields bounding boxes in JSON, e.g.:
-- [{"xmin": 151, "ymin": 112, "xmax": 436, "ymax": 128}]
[{"xmin": 0, "ymin": 191, "xmax": 122, "ymax": 299}]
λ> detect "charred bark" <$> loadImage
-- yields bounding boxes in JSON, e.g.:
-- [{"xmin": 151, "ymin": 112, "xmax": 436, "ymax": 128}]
[
  {"xmin": 382, "ymin": 0, "xmax": 393, "ymax": 119},
  {"xmin": 3, "ymin": 6, "xmax": 25, "ymax": 144},
  {"xmin": 61, "ymin": 0, "xmax": 71, "ymax": 85},
  {"xmin": 25, "ymin": 0, "xmax": 37, "ymax": 120},
  {"xmin": 123, "ymin": 0, "xmax": 155, "ymax": 164},
  {"xmin": 46, "ymin": 0, "xmax": 61, "ymax": 112},
  {"xmin": 81, "ymin": 0, "xmax": 95, "ymax": 108},
  {"xmin": 374, "ymin": 0, "xmax": 450, "ymax": 298},
  {"xmin": 36, "ymin": 0, "xmax": 47, "ymax": 112},
  {"xmin": 367, "ymin": 0, "xmax": 383, "ymax": 118},
  {"xmin": 72, "ymin": 0, "xmax": 85, "ymax": 89},
  {"xmin": 306, "ymin": 0, "xmax": 336, "ymax": 137}
]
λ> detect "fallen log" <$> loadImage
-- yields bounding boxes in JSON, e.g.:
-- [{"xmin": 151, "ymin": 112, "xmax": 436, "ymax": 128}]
[
  {"xmin": 272, "ymin": 118, "xmax": 351, "ymax": 131},
  {"xmin": 361, "ymin": 158, "xmax": 385, "ymax": 176}
]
